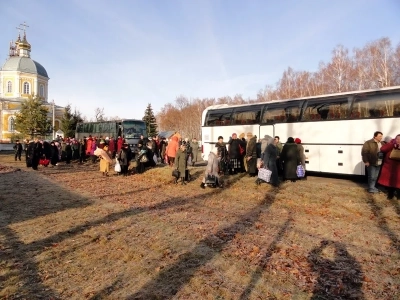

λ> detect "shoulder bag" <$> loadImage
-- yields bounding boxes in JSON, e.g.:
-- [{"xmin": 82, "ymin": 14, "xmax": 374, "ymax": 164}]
[{"xmin": 389, "ymin": 148, "xmax": 400, "ymax": 161}]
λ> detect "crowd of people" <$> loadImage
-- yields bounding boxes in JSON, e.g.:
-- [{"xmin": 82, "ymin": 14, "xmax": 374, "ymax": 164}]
[
  {"xmin": 12, "ymin": 130, "xmax": 400, "ymax": 200},
  {"xmin": 361, "ymin": 131, "xmax": 400, "ymax": 199},
  {"xmin": 13, "ymin": 134, "xmax": 201, "ymax": 177},
  {"xmin": 201, "ymin": 133, "xmax": 306, "ymax": 189}
]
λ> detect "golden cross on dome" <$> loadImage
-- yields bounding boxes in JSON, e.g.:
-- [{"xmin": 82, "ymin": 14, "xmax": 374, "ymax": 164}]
[{"xmin": 16, "ymin": 22, "xmax": 29, "ymax": 35}]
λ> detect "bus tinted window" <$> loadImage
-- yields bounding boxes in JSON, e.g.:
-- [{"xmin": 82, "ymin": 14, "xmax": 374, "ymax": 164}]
[
  {"xmin": 261, "ymin": 103, "xmax": 302, "ymax": 124},
  {"xmin": 231, "ymin": 105, "xmax": 263, "ymax": 125},
  {"xmin": 302, "ymin": 98, "xmax": 350, "ymax": 121},
  {"xmin": 206, "ymin": 109, "xmax": 233, "ymax": 126},
  {"xmin": 351, "ymin": 93, "xmax": 400, "ymax": 118}
]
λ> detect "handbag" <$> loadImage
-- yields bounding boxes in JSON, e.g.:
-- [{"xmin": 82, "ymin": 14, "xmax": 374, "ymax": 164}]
[
  {"xmin": 239, "ymin": 144, "xmax": 245, "ymax": 155},
  {"xmin": 140, "ymin": 154, "xmax": 148, "ymax": 163},
  {"xmin": 258, "ymin": 168, "xmax": 272, "ymax": 183},
  {"xmin": 296, "ymin": 164, "xmax": 305, "ymax": 178},
  {"xmin": 389, "ymin": 148, "xmax": 400, "ymax": 161},
  {"xmin": 205, "ymin": 174, "xmax": 217, "ymax": 185},
  {"xmin": 172, "ymin": 169, "xmax": 180, "ymax": 178},
  {"xmin": 114, "ymin": 159, "xmax": 121, "ymax": 172}
]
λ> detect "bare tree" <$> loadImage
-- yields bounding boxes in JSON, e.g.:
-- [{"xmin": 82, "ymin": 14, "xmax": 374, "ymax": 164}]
[{"xmin": 94, "ymin": 107, "xmax": 105, "ymax": 121}]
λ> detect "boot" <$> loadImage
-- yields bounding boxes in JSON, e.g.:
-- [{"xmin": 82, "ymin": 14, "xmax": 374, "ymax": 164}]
[
  {"xmin": 200, "ymin": 182, "xmax": 205, "ymax": 189},
  {"xmin": 181, "ymin": 177, "xmax": 186, "ymax": 185},
  {"xmin": 387, "ymin": 189, "xmax": 395, "ymax": 200},
  {"xmin": 174, "ymin": 177, "xmax": 178, "ymax": 184}
]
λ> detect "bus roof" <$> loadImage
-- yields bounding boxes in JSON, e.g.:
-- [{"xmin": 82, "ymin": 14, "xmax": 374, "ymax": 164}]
[{"xmin": 204, "ymin": 85, "xmax": 400, "ymax": 111}]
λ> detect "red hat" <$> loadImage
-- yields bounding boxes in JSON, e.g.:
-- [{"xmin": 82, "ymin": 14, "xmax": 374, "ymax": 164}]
[{"xmin": 295, "ymin": 138, "xmax": 301, "ymax": 144}]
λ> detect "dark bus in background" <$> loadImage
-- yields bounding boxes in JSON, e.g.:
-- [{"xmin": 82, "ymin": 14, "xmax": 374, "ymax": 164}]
[{"xmin": 75, "ymin": 119, "xmax": 147, "ymax": 151}]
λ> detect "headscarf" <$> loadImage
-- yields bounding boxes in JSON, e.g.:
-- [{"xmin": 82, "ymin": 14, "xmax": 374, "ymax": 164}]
[
  {"xmin": 394, "ymin": 134, "xmax": 400, "ymax": 149},
  {"xmin": 287, "ymin": 137, "xmax": 295, "ymax": 143}
]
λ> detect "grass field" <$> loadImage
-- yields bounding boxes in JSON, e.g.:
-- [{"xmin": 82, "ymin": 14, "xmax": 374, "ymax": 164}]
[{"xmin": 0, "ymin": 153, "xmax": 399, "ymax": 299}]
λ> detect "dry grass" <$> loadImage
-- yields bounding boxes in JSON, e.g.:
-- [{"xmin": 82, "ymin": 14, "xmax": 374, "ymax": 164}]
[{"xmin": 0, "ymin": 153, "xmax": 399, "ymax": 299}]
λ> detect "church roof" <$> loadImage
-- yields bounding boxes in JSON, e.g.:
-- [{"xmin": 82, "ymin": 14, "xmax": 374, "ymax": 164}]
[{"xmin": 1, "ymin": 56, "xmax": 49, "ymax": 78}]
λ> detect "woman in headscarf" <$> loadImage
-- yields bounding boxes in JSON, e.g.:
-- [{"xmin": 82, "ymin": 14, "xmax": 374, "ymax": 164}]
[
  {"xmin": 295, "ymin": 137, "xmax": 306, "ymax": 179},
  {"xmin": 281, "ymin": 137, "xmax": 300, "ymax": 182},
  {"xmin": 175, "ymin": 143, "xmax": 189, "ymax": 185},
  {"xmin": 246, "ymin": 134, "xmax": 258, "ymax": 177},
  {"xmin": 166, "ymin": 136, "xmax": 179, "ymax": 167},
  {"xmin": 99, "ymin": 144, "xmax": 111, "ymax": 176},
  {"xmin": 50, "ymin": 141, "xmax": 59, "ymax": 166},
  {"xmin": 377, "ymin": 134, "xmax": 400, "ymax": 199},
  {"xmin": 261, "ymin": 135, "xmax": 279, "ymax": 187},
  {"xmin": 200, "ymin": 147, "xmax": 223, "ymax": 188}
]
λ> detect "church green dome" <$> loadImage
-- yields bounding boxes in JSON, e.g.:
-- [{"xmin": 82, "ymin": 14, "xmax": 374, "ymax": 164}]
[{"xmin": 1, "ymin": 56, "xmax": 49, "ymax": 78}]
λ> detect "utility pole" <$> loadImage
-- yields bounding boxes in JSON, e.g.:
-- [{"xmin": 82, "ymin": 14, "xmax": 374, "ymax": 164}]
[{"xmin": 52, "ymin": 99, "xmax": 55, "ymax": 140}]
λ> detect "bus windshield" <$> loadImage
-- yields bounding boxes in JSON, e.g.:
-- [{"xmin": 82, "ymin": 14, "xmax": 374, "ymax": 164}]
[{"xmin": 122, "ymin": 120, "xmax": 146, "ymax": 139}]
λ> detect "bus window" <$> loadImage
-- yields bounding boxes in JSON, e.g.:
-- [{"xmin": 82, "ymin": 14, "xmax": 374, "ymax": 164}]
[
  {"xmin": 302, "ymin": 98, "xmax": 350, "ymax": 121},
  {"xmin": 206, "ymin": 109, "xmax": 233, "ymax": 126},
  {"xmin": 351, "ymin": 93, "xmax": 400, "ymax": 118},
  {"xmin": 262, "ymin": 103, "xmax": 302, "ymax": 124},
  {"xmin": 231, "ymin": 105, "xmax": 263, "ymax": 125}
]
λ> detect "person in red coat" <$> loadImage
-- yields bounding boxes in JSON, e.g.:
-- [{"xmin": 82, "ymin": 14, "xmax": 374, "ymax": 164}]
[
  {"xmin": 377, "ymin": 134, "xmax": 400, "ymax": 199},
  {"xmin": 117, "ymin": 137, "xmax": 123, "ymax": 153},
  {"xmin": 108, "ymin": 137, "xmax": 115, "ymax": 158}
]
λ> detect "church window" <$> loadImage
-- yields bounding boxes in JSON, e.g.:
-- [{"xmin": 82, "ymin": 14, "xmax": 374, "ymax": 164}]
[
  {"xmin": 7, "ymin": 81, "xmax": 12, "ymax": 93},
  {"xmin": 40, "ymin": 84, "xmax": 45, "ymax": 97},
  {"xmin": 9, "ymin": 117, "xmax": 15, "ymax": 132},
  {"xmin": 23, "ymin": 82, "xmax": 30, "ymax": 94}
]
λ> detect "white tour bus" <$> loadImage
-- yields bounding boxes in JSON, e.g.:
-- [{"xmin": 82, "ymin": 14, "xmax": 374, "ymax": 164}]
[{"xmin": 201, "ymin": 86, "xmax": 400, "ymax": 176}]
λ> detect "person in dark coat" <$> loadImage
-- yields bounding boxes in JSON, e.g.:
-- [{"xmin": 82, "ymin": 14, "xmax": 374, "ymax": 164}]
[
  {"xmin": 281, "ymin": 137, "xmax": 300, "ymax": 181},
  {"xmin": 27, "ymin": 138, "xmax": 42, "ymax": 170},
  {"xmin": 377, "ymin": 134, "xmax": 400, "ymax": 199},
  {"xmin": 78, "ymin": 139, "xmax": 86, "ymax": 164},
  {"xmin": 160, "ymin": 137, "xmax": 167, "ymax": 163},
  {"xmin": 175, "ymin": 144, "xmax": 188, "ymax": 185},
  {"xmin": 216, "ymin": 136, "xmax": 229, "ymax": 175},
  {"xmin": 65, "ymin": 142, "xmax": 72, "ymax": 164},
  {"xmin": 227, "ymin": 133, "xmax": 244, "ymax": 174},
  {"xmin": 295, "ymin": 138, "xmax": 307, "ymax": 180},
  {"xmin": 145, "ymin": 141, "xmax": 156, "ymax": 168},
  {"xmin": 50, "ymin": 141, "xmax": 59, "ymax": 166},
  {"xmin": 13, "ymin": 140, "xmax": 23, "ymax": 161},
  {"xmin": 191, "ymin": 138, "xmax": 199, "ymax": 166},
  {"xmin": 118, "ymin": 143, "xmax": 130, "ymax": 176},
  {"xmin": 262, "ymin": 135, "xmax": 279, "ymax": 187},
  {"xmin": 246, "ymin": 135, "xmax": 258, "ymax": 177},
  {"xmin": 42, "ymin": 141, "xmax": 52, "ymax": 160}
]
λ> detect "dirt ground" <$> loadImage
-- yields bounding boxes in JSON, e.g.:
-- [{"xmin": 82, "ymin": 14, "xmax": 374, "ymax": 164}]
[{"xmin": 0, "ymin": 152, "xmax": 399, "ymax": 299}]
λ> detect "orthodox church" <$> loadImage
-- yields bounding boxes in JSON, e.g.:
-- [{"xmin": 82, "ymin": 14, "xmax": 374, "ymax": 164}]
[{"xmin": 0, "ymin": 25, "xmax": 64, "ymax": 141}]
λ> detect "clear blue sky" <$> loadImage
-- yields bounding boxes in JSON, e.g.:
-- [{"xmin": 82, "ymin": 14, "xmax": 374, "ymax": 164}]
[{"xmin": 1, "ymin": 0, "xmax": 399, "ymax": 120}]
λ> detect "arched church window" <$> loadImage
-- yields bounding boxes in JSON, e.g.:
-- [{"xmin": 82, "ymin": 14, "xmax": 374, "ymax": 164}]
[
  {"xmin": 23, "ymin": 82, "xmax": 30, "ymax": 94},
  {"xmin": 40, "ymin": 84, "xmax": 45, "ymax": 97},
  {"xmin": 7, "ymin": 81, "xmax": 12, "ymax": 93},
  {"xmin": 9, "ymin": 117, "xmax": 15, "ymax": 132}
]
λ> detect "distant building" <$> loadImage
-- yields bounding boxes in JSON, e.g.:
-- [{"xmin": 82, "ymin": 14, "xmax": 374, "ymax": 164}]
[{"xmin": 0, "ymin": 24, "xmax": 64, "ymax": 141}]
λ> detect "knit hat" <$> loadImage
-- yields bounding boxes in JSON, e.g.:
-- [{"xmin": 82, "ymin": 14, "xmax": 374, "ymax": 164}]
[{"xmin": 295, "ymin": 138, "xmax": 301, "ymax": 144}]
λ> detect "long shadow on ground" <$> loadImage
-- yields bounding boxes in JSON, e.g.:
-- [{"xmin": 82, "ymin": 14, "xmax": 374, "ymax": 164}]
[
  {"xmin": 0, "ymin": 169, "xmax": 93, "ymax": 298},
  {"xmin": 126, "ymin": 186, "xmax": 282, "ymax": 299}
]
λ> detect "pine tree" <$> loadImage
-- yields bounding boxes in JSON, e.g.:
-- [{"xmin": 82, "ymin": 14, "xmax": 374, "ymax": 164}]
[
  {"xmin": 60, "ymin": 104, "xmax": 74, "ymax": 138},
  {"xmin": 142, "ymin": 103, "xmax": 158, "ymax": 137},
  {"xmin": 14, "ymin": 95, "xmax": 51, "ymax": 138},
  {"xmin": 60, "ymin": 105, "xmax": 84, "ymax": 138}
]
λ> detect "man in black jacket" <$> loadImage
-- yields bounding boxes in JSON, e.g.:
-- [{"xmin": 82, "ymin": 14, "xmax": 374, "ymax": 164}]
[{"xmin": 13, "ymin": 140, "xmax": 23, "ymax": 161}]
